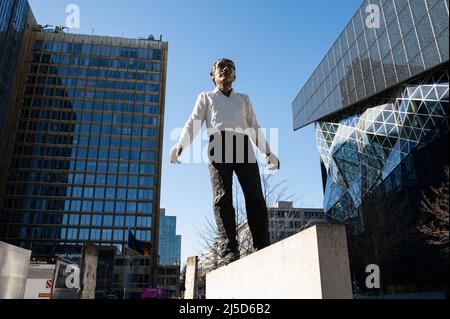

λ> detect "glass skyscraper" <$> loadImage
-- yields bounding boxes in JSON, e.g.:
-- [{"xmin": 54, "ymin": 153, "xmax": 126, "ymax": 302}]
[
  {"xmin": 293, "ymin": 0, "xmax": 448, "ymax": 296},
  {"xmin": 158, "ymin": 209, "xmax": 181, "ymax": 266},
  {"xmin": 0, "ymin": 2, "xmax": 168, "ymax": 288},
  {"xmin": 157, "ymin": 208, "xmax": 181, "ymax": 298},
  {"xmin": 0, "ymin": 0, "xmax": 33, "ymax": 135},
  {"xmin": 0, "ymin": 0, "xmax": 36, "ymax": 212}
]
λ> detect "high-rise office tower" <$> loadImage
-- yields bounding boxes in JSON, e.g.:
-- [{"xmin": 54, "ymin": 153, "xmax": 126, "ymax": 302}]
[
  {"xmin": 0, "ymin": 1, "xmax": 168, "ymax": 288},
  {"xmin": 0, "ymin": 0, "xmax": 36, "ymax": 206}
]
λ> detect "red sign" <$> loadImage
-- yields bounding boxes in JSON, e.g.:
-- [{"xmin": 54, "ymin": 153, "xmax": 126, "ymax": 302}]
[{"xmin": 46, "ymin": 280, "xmax": 53, "ymax": 289}]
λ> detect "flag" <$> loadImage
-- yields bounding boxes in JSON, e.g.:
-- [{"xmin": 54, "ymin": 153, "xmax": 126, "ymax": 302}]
[{"xmin": 128, "ymin": 231, "xmax": 152, "ymax": 256}]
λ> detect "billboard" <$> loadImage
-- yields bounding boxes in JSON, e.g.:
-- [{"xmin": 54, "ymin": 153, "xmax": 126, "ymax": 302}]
[
  {"xmin": 24, "ymin": 257, "xmax": 57, "ymax": 299},
  {"xmin": 51, "ymin": 259, "xmax": 79, "ymax": 299}
]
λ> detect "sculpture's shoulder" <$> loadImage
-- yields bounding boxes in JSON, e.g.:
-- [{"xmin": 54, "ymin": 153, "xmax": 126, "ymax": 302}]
[
  {"xmin": 202, "ymin": 90, "xmax": 216, "ymax": 98},
  {"xmin": 233, "ymin": 91, "xmax": 248, "ymax": 99},
  {"xmin": 233, "ymin": 91, "xmax": 251, "ymax": 106}
]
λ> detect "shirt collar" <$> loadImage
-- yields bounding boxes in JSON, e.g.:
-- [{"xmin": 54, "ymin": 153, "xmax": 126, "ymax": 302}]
[{"xmin": 213, "ymin": 87, "xmax": 236, "ymax": 96}]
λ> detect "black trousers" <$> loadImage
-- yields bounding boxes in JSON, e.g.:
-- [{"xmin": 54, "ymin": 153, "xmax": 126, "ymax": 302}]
[{"xmin": 208, "ymin": 132, "xmax": 270, "ymax": 257}]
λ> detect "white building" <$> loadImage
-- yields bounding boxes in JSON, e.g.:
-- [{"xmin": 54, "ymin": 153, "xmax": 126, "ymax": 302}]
[
  {"xmin": 268, "ymin": 201, "xmax": 326, "ymax": 243},
  {"xmin": 238, "ymin": 201, "xmax": 326, "ymax": 257}
]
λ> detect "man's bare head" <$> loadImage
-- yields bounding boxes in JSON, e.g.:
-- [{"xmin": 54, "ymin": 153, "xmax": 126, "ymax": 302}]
[{"xmin": 210, "ymin": 59, "xmax": 236, "ymax": 89}]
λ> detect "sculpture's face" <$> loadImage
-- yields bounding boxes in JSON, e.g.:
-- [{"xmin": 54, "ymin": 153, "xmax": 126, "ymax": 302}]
[{"xmin": 211, "ymin": 60, "xmax": 236, "ymax": 86}]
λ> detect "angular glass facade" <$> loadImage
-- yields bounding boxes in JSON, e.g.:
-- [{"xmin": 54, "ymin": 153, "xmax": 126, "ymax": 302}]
[
  {"xmin": 0, "ymin": 28, "xmax": 168, "ymax": 269},
  {"xmin": 292, "ymin": 0, "xmax": 450, "ymax": 223},
  {"xmin": 317, "ymin": 69, "xmax": 448, "ymax": 221},
  {"xmin": 293, "ymin": 0, "xmax": 449, "ymax": 129},
  {"xmin": 293, "ymin": 0, "xmax": 449, "ymax": 294}
]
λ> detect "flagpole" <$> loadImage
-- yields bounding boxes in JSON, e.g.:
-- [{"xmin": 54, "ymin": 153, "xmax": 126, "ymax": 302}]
[
  {"xmin": 124, "ymin": 228, "xmax": 131, "ymax": 299},
  {"xmin": 126, "ymin": 249, "xmax": 133, "ymax": 299},
  {"xmin": 125, "ymin": 229, "xmax": 152, "ymax": 299},
  {"xmin": 123, "ymin": 246, "xmax": 128, "ymax": 299},
  {"xmin": 123, "ymin": 247, "xmax": 127, "ymax": 299}
]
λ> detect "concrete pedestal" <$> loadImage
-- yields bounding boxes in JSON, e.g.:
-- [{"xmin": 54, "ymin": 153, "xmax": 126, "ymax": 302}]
[
  {"xmin": 206, "ymin": 225, "xmax": 352, "ymax": 299},
  {"xmin": 0, "ymin": 242, "xmax": 31, "ymax": 299},
  {"xmin": 184, "ymin": 256, "xmax": 199, "ymax": 299}
]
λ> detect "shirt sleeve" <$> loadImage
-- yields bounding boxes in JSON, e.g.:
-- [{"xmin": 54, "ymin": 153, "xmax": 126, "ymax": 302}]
[
  {"xmin": 245, "ymin": 95, "xmax": 271, "ymax": 156},
  {"xmin": 178, "ymin": 92, "xmax": 207, "ymax": 150}
]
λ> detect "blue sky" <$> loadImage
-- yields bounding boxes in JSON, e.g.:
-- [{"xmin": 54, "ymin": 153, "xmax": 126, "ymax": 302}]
[{"xmin": 28, "ymin": 0, "xmax": 363, "ymax": 264}]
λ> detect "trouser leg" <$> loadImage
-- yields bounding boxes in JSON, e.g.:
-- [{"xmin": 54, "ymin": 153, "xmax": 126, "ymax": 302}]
[
  {"xmin": 208, "ymin": 162, "xmax": 238, "ymax": 257},
  {"xmin": 234, "ymin": 163, "xmax": 270, "ymax": 251}
]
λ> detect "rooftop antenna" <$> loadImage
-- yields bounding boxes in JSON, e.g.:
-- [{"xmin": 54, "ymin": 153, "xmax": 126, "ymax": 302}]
[
  {"xmin": 38, "ymin": 24, "xmax": 53, "ymax": 32},
  {"xmin": 92, "ymin": 26, "xmax": 95, "ymax": 35},
  {"xmin": 57, "ymin": 26, "xmax": 69, "ymax": 33}
]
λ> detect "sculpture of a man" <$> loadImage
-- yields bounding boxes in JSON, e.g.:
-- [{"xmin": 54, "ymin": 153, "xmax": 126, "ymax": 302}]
[{"xmin": 170, "ymin": 58, "xmax": 280, "ymax": 265}]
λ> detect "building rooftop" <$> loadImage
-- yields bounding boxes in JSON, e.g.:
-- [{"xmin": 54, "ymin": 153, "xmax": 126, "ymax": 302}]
[
  {"xmin": 269, "ymin": 201, "xmax": 323, "ymax": 212},
  {"xmin": 32, "ymin": 24, "xmax": 167, "ymax": 48}
]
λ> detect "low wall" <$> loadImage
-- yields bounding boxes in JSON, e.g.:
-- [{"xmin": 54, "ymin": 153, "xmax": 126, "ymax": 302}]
[
  {"xmin": 206, "ymin": 225, "xmax": 352, "ymax": 299},
  {"xmin": 0, "ymin": 241, "xmax": 31, "ymax": 299}
]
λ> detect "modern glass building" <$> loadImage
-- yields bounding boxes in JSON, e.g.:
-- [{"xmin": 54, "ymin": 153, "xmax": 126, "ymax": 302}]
[
  {"xmin": 292, "ymin": 0, "xmax": 448, "ymax": 295},
  {"xmin": 293, "ymin": 0, "xmax": 449, "ymax": 130},
  {"xmin": 0, "ymin": 6, "xmax": 168, "ymax": 288},
  {"xmin": 0, "ymin": 0, "xmax": 36, "ymax": 207},
  {"xmin": 158, "ymin": 209, "xmax": 181, "ymax": 267},
  {"xmin": 157, "ymin": 208, "xmax": 181, "ymax": 298},
  {"xmin": 0, "ymin": 0, "xmax": 33, "ymax": 135}
]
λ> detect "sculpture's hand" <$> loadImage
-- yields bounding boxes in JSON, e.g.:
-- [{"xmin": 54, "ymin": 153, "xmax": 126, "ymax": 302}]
[
  {"xmin": 265, "ymin": 153, "xmax": 280, "ymax": 171},
  {"xmin": 170, "ymin": 144, "xmax": 183, "ymax": 164}
]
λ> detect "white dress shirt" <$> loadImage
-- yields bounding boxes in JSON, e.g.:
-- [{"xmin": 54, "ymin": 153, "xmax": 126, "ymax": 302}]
[{"xmin": 178, "ymin": 87, "xmax": 271, "ymax": 156}]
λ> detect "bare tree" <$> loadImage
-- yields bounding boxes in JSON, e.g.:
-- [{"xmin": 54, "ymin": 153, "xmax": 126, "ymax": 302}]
[
  {"xmin": 418, "ymin": 167, "xmax": 449, "ymax": 254},
  {"xmin": 269, "ymin": 207, "xmax": 317, "ymax": 243},
  {"xmin": 178, "ymin": 264, "xmax": 187, "ymax": 298},
  {"xmin": 236, "ymin": 173, "xmax": 300, "ymax": 256},
  {"xmin": 261, "ymin": 174, "xmax": 293, "ymax": 208},
  {"xmin": 195, "ymin": 214, "xmax": 221, "ymax": 274}
]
